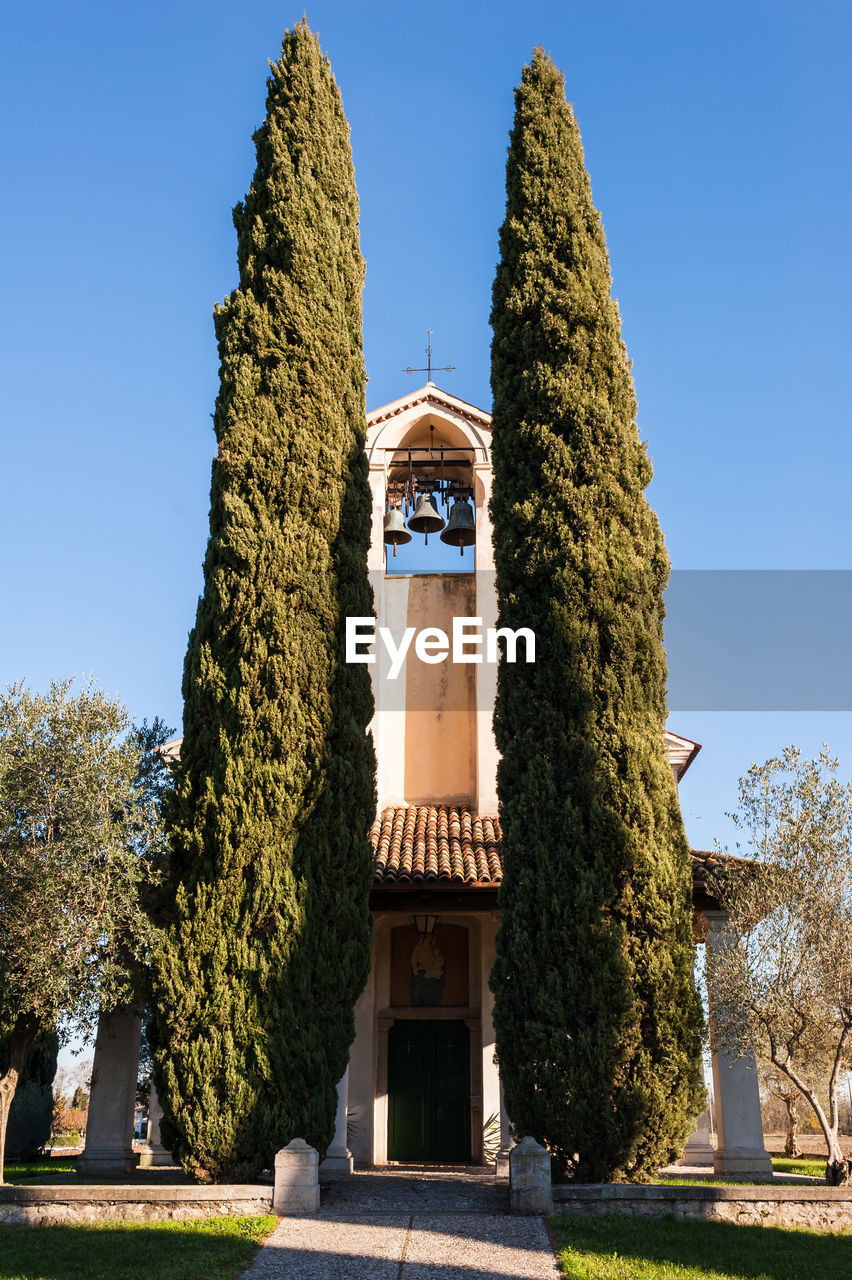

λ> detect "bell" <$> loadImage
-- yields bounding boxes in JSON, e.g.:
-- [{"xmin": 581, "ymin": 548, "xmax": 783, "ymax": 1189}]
[
  {"xmin": 407, "ymin": 493, "xmax": 445, "ymax": 544},
  {"xmin": 383, "ymin": 506, "xmax": 412, "ymax": 557},
  {"xmin": 440, "ymin": 498, "xmax": 476, "ymax": 554}
]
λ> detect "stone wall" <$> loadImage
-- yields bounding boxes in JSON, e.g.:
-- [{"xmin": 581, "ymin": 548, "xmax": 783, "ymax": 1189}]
[
  {"xmin": 552, "ymin": 1184, "xmax": 852, "ymax": 1232},
  {"xmin": 0, "ymin": 1185, "xmax": 273, "ymax": 1226}
]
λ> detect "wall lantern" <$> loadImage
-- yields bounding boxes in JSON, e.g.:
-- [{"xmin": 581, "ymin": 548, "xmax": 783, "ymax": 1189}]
[{"xmin": 410, "ymin": 913, "xmax": 439, "ymax": 938}]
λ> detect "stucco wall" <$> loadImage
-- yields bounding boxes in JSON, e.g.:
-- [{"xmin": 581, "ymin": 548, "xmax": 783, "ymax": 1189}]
[{"xmin": 378, "ymin": 574, "xmax": 477, "ymax": 806}]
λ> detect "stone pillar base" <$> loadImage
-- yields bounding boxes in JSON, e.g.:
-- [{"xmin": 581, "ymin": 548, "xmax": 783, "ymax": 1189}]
[
  {"xmin": 714, "ymin": 1148, "xmax": 774, "ymax": 1177},
  {"xmin": 677, "ymin": 1105, "xmax": 714, "ymax": 1168},
  {"xmin": 320, "ymin": 1153, "xmax": 354, "ymax": 1176},
  {"xmin": 509, "ymin": 1136, "xmax": 552, "ymax": 1214},
  {"xmin": 273, "ymin": 1138, "xmax": 320, "ymax": 1215},
  {"xmin": 138, "ymin": 1146, "xmax": 176, "ymax": 1168},
  {"xmin": 495, "ymin": 1146, "xmax": 513, "ymax": 1177},
  {"xmin": 680, "ymin": 1140, "xmax": 715, "ymax": 1168},
  {"xmin": 139, "ymin": 1083, "xmax": 175, "ymax": 1168},
  {"xmin": 76, "ymin": 1147, "xmax": 137, "ymax": 1178}
]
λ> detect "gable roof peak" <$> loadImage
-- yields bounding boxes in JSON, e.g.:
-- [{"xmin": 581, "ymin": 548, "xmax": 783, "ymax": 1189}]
[{"xmin": 366, "ymin": 383, "xmax": 492, "ymax": 432}]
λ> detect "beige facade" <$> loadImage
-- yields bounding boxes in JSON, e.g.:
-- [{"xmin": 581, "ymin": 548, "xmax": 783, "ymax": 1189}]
[
  {"xmin": 349, "ymin": 383, "xmax": 504, "ymax": 1165},
  {"xmin": 339, "ymin": 384, "xmax": 750, "ymax": 1170}
]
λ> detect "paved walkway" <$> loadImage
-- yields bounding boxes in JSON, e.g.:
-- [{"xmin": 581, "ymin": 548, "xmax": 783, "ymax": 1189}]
[{"xmin": 241, "ymin": 1167, "xmax": 560, "ymax": 1279}]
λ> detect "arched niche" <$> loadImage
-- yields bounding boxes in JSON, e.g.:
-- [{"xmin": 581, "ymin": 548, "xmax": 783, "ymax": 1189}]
[{"xmin": 366, "ymin": 393, "xmax": 493, "ymax": 574}]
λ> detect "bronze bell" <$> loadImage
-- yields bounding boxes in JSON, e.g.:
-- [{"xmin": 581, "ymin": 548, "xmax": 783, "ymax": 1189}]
[
  {"xmin": 383, "ymin": 506, "xmax": 412, "ymax": 557},
  {"xmin": 440, "ymin": 498, "xmax": 476, "ymax": 554},
  {"xmin": 407, "ymin": 493, "xmax": 445, "ymax": 544}
]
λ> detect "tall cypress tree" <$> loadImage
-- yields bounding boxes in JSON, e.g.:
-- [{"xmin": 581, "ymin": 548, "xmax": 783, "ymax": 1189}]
[
  {"xmin": 489, "ymin": 49, "xmax": 703, "ymax": 1181},
  {"xmin": 152, "ymin": 21, "xmax": 375, "ymax": 1181}
]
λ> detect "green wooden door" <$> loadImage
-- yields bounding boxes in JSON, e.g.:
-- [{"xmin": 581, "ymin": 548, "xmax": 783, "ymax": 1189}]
[{"xmin": 388, "ymin": 1021, "xmax": 470, "ymax": 1162}]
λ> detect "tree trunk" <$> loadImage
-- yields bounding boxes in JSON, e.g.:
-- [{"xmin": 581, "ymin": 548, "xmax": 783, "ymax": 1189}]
[
  {"xmin": 820, "ymin": 1124, "xmax": 849, "ymax": 1185},
  {"xmin": 824, "ymin": 1031, "xmax": 852, "ymax": 1184},
  {"xmin": 770, "ymin": 1054, "xmax": 850, "ymax": 1185},
  {"xmin": 826, "ymin": 1157, "xmax": 852, "ymax": 1186},
  {"xmin": 0, "ymin": 1016, "xmax": 38, "ymax": 1183},
  {"xmin": 783, "ymin": 1096, "xmax": 801, "ymax": 1158}
]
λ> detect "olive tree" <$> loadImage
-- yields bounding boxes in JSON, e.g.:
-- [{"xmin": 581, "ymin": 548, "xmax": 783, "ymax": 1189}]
[
  {"xmin": 709, "ymin": 746, "xmax": 852, "ymax": 1184},
  {"xmin": 0, "ymin": 678, "xmax": 165, "ymax": 1181}
]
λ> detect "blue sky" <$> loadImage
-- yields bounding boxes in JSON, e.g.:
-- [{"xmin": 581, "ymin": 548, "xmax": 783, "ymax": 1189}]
[{"xmin": 2, "ymin": 0, "xmax": 851, "ymax": 870}]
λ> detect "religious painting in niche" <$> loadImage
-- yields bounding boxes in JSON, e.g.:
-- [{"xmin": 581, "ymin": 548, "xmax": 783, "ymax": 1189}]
[
  {"xmin": 410, "ymin": 933, "xmax": 445, "ymax": 1005},
  {"xmin": 390, "ymin": 924, "xmax": 469, "ymax": 1007}
]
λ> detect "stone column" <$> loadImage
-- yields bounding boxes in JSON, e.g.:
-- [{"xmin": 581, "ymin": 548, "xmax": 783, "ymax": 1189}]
[
  {"xmin": 495, "ymin": 1077, "xmax": 515, "ymax": 1177},
  {"xmin": 705, "ymin": 910, "xmax": 773, "ymax": 1176},
  {"xmin": 77, "ymin": 1006, "xmax": 141, "ymax": 1178},
  {"xmin": 678, "ymin": 1106, "xmax": 715, "ymax": 1168},
  {"xmin": 319, "ymin": 1068, "xmax": 353, "ymax": 1175},
  {"xmin": 481, "ymin": 914, "xmax": 502, "ymax": 1168},
  {"xmin": 138, "ymin": 1081, "xmax": 174, "ymax": 1168}
]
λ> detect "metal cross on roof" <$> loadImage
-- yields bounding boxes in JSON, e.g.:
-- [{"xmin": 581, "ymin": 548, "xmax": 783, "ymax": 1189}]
[{"xmin": 402, "ymin": 329, "xmax": 456, "ymax": 380}]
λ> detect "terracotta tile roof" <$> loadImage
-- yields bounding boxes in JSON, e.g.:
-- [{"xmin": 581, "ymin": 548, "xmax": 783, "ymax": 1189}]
[
  {"xmin": 689, "ymin": 847, "xmax": 747, "ymax": 897},
  {"xmin": 370, "ymin": 806, "xmax": 502, "ymax": 885},
  {"xmin": 371, "ymin": 807, "xmax": 733, "ymax": 900},
  {"xmin": 689, "ymin": 848, "xmax": 726, "ymax": 889}
]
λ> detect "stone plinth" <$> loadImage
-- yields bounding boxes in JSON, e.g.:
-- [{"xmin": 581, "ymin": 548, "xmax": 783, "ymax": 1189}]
[
  {"xmin": 703, "ymin": 911, "xmax": 773, "ymax": 1177},
  {"xmin": 77, "ymin": 1008, "xmax": 141, "ymax": 1178},
  {"xmin": 509, "ymin": 1136, "xmax": 552, "ymax": 1214},
  {"xmin": 273, "ymin": 1139, "xmax": 320, "ymax": 1215},
  {"xmin": 138, "ymin": 1082, "xmax": 175, "ymax": 1168},
  {"xmin": 710, "ymin": 1050, "xmax": 773, "ymax": 1176},
  {"xmin": 678, "ymin": 1107, "xmax": 714, "ymax": 1169}
]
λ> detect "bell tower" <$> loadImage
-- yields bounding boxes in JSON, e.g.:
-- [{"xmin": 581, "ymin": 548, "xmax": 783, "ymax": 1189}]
[{"xmin": 365, "ymin": 383, "xmax": 498, "ymax": 814}]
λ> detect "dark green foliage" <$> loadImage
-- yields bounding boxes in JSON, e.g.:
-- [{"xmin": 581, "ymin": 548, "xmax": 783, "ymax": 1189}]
[
  {"xmin": 0, "ymin": 1028, "xmax": 58, "ymax": 1090},
  {"xmin": 129, "ymin": 720, "xmax": 175, "ymax": 1108},
  {"xmin": 152, "ymin": 21, "xmax": 375, "ymax": 1181},
  {"xmin": 136, "ymin": 1007, "xmax": 155, "ymax": 1107},
  {"xmin": 130, "ymin": 717, "xmax": 175, "ymax": 925},
  {"xmin": 488, "ymin": 49, "xmax": 703, "ymax": 1181},
  {"xmin": 0, "ymin": 1027, "xmax": 58, "ymax": 1158},
  {"xmin": 130, "ymin": 718, "xmax": 176, "ymax": 837},
  {"xmin": 4, "ymin": 1083, "xmax": 53, "ymax": 1159}
]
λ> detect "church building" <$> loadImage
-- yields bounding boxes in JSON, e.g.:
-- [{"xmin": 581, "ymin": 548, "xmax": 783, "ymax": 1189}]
[{"xmin": 79, "ymin": 383, "xmax": 772, "ymax": 1180}]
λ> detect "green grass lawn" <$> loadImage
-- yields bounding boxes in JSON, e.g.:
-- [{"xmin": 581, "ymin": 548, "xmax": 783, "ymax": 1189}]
[
  {"xmin": 3, "ymin": 1159, "xmax": 77, "ymax": 1184},
  {"xmin": 552, "ymin": 1214, "xmax": 852, "ymax": 1280},
  {"xmin": 0, "ymin": 1215, "xmax": 276, "ymax": 1280},
  {"xmin": 771, "ymin": 1158, "xmax": 826, "ymax": 1179},
  {"xmin": 658, "ymin": 1157, "xmax": 827, "ymax": 1187}
]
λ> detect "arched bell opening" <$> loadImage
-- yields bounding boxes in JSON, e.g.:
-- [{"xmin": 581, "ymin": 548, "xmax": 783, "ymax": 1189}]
[{"xmin": 380, "ymin": 419, "xmax": 478, "ymax": 570}]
